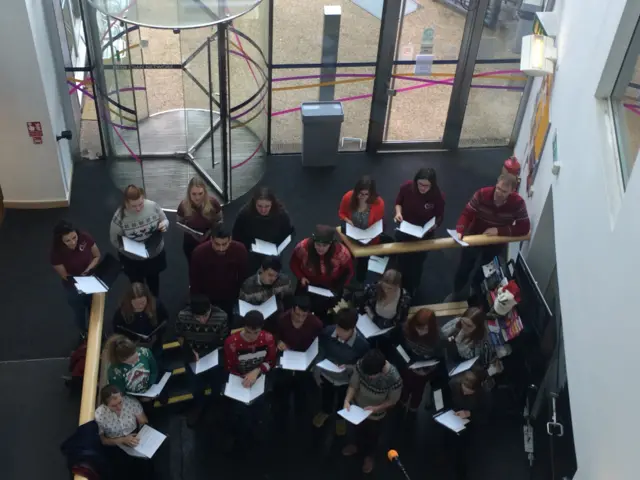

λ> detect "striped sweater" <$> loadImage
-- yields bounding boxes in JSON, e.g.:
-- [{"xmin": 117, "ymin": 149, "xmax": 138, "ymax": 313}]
[
  {"xmin": 350, "ymin": 360, "xmax": 402, "ymax": 420},
  {"xmin": 456, "ymin": 187, "xmax": 530, "ymax": 236}
]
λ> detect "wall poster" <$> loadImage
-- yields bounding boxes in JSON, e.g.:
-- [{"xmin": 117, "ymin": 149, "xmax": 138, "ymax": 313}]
[{"xmin": 525, "ymin": 73, "xmax": 554, "ymax": 197}]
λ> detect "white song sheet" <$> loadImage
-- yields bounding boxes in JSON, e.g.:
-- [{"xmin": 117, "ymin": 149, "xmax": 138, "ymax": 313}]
[
  {"xmin": 281, "ymin": 338, "xmax": 319, "ymax": 371},
  {"xmin": 356, "ymin": 314, "xmax": 394, "ymax": 339},
  {"xmin": 447, "ymin": 229, "xmax": 470, "ymax": 247},
  {"xmin": 224, "ymin": 374, "xmax": 266, "ymax": 404},
  {"xmin": 251, "ymin": 235, "xmax": 292, "ymax": 256},
  {"xmin": 122, "ymin": 237, "xmax": 149, "ymax": 258},
  {"xmin": 189, "ymin": 349, "xmax": 220, "ymax": 374},
  {"xmin": 130, "ymin": 372, "xmax": 171, "ymax": 398},
  {"xmin": 368, "ymin": 255, "xmax": 389, "ymax": 274},
  {"xmin": 345, "ymin": 220, "xmax": 383, "ymax": 241},
  {"xmin": 238, "ymin": 295, "xmax": 278, "ymax": 318},
  {"xmin": 434, "ymin": 410, "xmax": 469, "ymax": 433},
  {"xmin": 73, "ymin": 276, "xmax": 108, "ymax": 294},
  {"xmin": 397, "ymin": 217, "xmax": 435, "ymax": 238},
  {"xmin": 338, "ymin": 405, "xmax": 372, "ymax": 425},
  {"xmin": 118, "ymin": 425, "xmax": 167, "ymax": 458},
  {"xmin": 308, "ymin": 286, "xmax": 334, "ymax": 297}
]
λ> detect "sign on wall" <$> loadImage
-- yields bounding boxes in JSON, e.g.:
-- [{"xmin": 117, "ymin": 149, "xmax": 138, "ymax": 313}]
[
  {"xmin": 525, "ymin": 74, "xmax": 554, "ymax": 197},
  {"xmin": 27, "ymin": 121, "xmax": 43, "ymax": 145}
]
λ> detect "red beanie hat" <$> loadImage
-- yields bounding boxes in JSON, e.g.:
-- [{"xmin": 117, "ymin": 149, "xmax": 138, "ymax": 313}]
[{"xmin": 504, "ymin": 156, "xmax": 521, "ymax": 176}]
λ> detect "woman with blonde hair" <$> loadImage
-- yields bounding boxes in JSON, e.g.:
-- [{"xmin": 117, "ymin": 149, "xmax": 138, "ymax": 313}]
[
  {"xmin": 110, "ymin": 185, "xmax": 168, "ymax": 296},
  {"xmin": 106, "ymin": 334, "xmax": 159, "ymax": 396},
  {"xmin": 177, "ymin": 177, "xmax": 223, "ymax": 262},
  {"xmin": 113, "ymin": 282, "xmax": 168, "ymax": 350},
  {"xmin": 362, "ymin": 269, "xmax": 412, "ymax": 330}
]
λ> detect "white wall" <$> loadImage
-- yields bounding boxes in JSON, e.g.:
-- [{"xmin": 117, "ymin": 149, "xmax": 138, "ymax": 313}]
[
  {"xmin": 0, "ymin": 0, "xmax": 71, "ymax": 206},
  {"xmin": 513, "ymin": 0, "xmax": 640, "ymax": 478}
]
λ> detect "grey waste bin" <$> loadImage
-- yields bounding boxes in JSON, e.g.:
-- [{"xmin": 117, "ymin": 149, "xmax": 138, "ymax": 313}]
[{"xmin": 300, "ymin": 102, "xmax": 344, "ymax": 167}]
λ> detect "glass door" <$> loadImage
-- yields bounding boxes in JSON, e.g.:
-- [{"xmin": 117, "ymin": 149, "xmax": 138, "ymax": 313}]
[{"xmin": 383, "ymin": 0, "xmax": 467, "ymax": 144}]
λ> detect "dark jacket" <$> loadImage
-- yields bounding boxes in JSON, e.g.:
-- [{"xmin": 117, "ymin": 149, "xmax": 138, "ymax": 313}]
[
  {"xmin": 232, "ymin": 205, "xmax": 293, "ymax": 250},
  {"xmin": 60, "ymin": 421, "xmax": 108, "ymax": 480}
]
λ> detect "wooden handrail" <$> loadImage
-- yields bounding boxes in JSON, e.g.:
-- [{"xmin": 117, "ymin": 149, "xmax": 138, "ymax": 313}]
[
  {"xmin": 74, "ymin": 292, "xmax": 106, "ymax": 480},
  {"xmin": 336, "ymin": 227, "xmax": 530, "ymax": 258}
]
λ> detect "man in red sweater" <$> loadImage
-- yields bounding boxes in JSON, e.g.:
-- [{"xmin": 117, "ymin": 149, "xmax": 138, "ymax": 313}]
[
  {"xmin": 273, "ymin": 296, "xmax": 323, "ymax": 423},
  {"xmin": 450, "ymin": 173, "xmax": 530, "ymax": 298},
  {"xmin": 223, "ymin": 311, "xmax": 277, "ymax": 449},
  {"xmin": 190, "ymin": 225, "xmax": 249, "ymax": 317}
]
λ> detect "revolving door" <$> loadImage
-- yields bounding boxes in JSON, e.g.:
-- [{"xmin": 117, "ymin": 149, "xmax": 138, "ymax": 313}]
[{"xmin": 83, "ymin": 0, "xmax": 269, "ymax": 205}]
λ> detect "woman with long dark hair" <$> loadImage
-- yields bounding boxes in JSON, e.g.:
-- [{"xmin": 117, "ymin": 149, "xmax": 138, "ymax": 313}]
[
  {"xmin": 395, "ymin": 308, "xmax": 445, "ymax": 411},
  {"xmin": 338, "ymin": 175, "xmax": 386, "ymax": 282},
  {"xmin": 110, "ymin": 185, "xmax": 168, "ymax": 297},
  {"xmin": 233, "ymin": 186, "xmax": 294, "ymax": 272},
  {"xmin": 290, "ymin": 225, "xmax": 353, "ymax": 316},
  {"xmin": 113, "ymin": 282, "xmax": 168, "ymax": 350},
  {"xmin": 393, "ymin": 168, "xmax": 446, "ymax": 295},
  {"xmin": 441, "ymin": 307, "xmax": 497, "ymax": 370},
  {"xmin": 50, "ymin": 220, "xmax": 101, "ymax": 334},
  {"xmin": 176, "ymin": 177, "xmax": 223, "ymax": 263}
]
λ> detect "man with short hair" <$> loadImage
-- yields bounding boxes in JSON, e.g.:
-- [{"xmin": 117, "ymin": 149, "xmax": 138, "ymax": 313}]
[
  {"xmin": 190, "ymin": 224, "xmax": 249, "ymax": 316},
  {"xmin": 222, "ymin": 311, "xmax": 277, "ymax": 448},
  {"xmin": 240, "ymin": 255, "xmax": 294, "ymax": 331},
  {"xmin": 450, "ymin": 174, "xmax": 530, "ymax": 299},
  {"xmin": 176, "ymin": 295, "xmax": 229, "ymax": 427},
  {"xmin": 273, "ymin": 296, "xmax": 323, "ymax": 422},
  {"xmin": 312, "ymin": 307, "xmax": 370, "ymax": 435},
  {"xmin": 342, "ymin": 349, "xmax": 402, "ymax": 473}
]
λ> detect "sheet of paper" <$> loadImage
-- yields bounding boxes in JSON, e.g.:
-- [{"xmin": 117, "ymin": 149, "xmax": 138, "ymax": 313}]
[
  {"xmin": 410, "ymin": 359, "xmax": 440, "ymax": 370},
  {"xmin": 190, "ymin": 349, "xmax": 220, "ymax": 374},
  {"xmin": 308, "ymin": 286, "xmax": 334, "ymax": 297},
  {"xmin": 238, "ymin": 295, "xmax": 277, "ymax": 318},
  {"xmin": 315, "ymin": 359, "xmax": 345, "ymax": 373},
  {"xmin": 119, "ymin": 425, "xmax": 167, "ymax": 458},
  {"xmin": 345, "ymin": 220, "xmax": 383, "ymax": 241},
  {"xmin": 176, "ymin": 222, "xmax": 204, "ymax": 237},
  {"xmin": 224, "ymin": 373, "xmax": 266, "ymax": 404},
  {"xmin": 73, "ymin": 276, "xmax": 108, "ymax": 294},
  {"xmin": 434, "ymin": 409, "xmax": 467, "ymax": 433},
  {"xmin": 252, "ymin": 239, "xmax": 278, "ymax": 256},
  {"xmin": 368, "ymin": 255, "xmax": 389, "ymax": 274},
  {"xmin": 356, "ymin": 314, "xmax": 394, "ymax": 339},
  {"xmin": 277, "ymin": 235, "xmax": 292, "ymax": 254},
  {"xmin": 433, "ymin": 388, "xmax": 444, "ymax": 412},
  {"xmin": 130, "ymin": 372, "xmax": 171, "ymax": 398},
  {"xmin": 449, "ymin": 356, "xmax": 479, "ymax": 377},
  {"xmin": 281, "ymin": 338, "xmax": 319, "ymax": 371},
  {"xmin": 396, "ymin": 345, "xmax": 411, "ymax": 363},
  {"xmin": 397, "ymin": 220, "xmax": 425, "ymax": 238},
  {"xmin": 122, "ymin": 237, "xmax": 149, "ymax": 258},
  {"xmin": 447, "ymin": 229, "xmax": 469, "ymax": 247},
  {"xmin": 338, "ymin": 405, "xmax": 372, "ymax": 425}
]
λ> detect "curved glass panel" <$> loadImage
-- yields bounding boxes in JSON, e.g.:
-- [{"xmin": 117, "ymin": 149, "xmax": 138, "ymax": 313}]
[{"xmin": 87, "ymin": 0, "xmax": 263, "ymax": 29}]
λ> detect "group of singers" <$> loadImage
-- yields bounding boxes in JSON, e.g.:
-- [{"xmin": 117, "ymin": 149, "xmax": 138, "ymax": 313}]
[{"xmin": 51, "ymin": 157, "xmax": 529, "ymax": 478}]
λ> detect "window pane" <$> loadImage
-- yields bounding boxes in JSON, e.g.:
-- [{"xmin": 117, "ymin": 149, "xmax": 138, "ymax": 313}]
[{"xmin": 612, "ymin": 20, "xmax": 640, "ymax": 187}]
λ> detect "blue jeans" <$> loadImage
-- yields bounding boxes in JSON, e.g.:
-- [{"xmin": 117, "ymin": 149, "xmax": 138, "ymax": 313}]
[{"xmin": 65, "ymin": 287, "xmax": 92, "ymax": 332}]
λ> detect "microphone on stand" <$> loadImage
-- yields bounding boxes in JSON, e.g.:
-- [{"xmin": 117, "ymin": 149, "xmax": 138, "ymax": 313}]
[{"xmin": 387, "ymin": 450, "xmax": 411, "ymax": 480}]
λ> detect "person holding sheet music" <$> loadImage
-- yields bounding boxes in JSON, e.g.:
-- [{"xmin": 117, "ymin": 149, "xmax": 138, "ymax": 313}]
[
  {"xmin": 176, "ymin": 177, "xmax": 223, "ymax": 262},
  {"xmin": 393, "ymin": 168, "xmax": 445, "ymax": 295},
  {"xmin": 449, "ymin": 173, "xmax": 530, "ymax": 300},
  {"xmin": 239, "ymin": 256, "xmax": 294, "ymax": 331},
  {"xmin": 394, "ymin": 308, "xmax": 445, "ymax": 413},
  {"xmin": 190, "ymin": 224, "xmax": 249, "ymax": 317},
  {"xmin": 95, "ymin": 385, "xmax": 154, "ymax": 479},
  {"xmin": 50, "ymin": 221, "xmax": 101, "ymax": 335},
  {"xmin": 113, "ymin": 283, "xmax": 168, "ymax": 351},
  {"xmin": 290, "ymin": 225, "xmax": 354, "ymax": 317},
  {"xmin": 338, "ymin": 176, "xmax": 385, "ymax": 282},
  {"xmin": 223, "ymin": 311, "xmax": 277, "ymax": 448},
  {"xmin": 441, "ymin": 308, "xmax": 499, "ymax": 375},
  {"xmin": 272, "ymin": 296, "xmax": 323, "ymax": 424},
  {"xmin": 342, "ymin": 349, "xmax": 402, "ymax": 474},
  {"xmin": 106, "ymin": 334, "xmax": 159, "ymax": 398},
  {"xmin": 312, "ymin": 307, "xmax": 370, "ymax": 435},
  {"xmin": 110, "ymin": 185, "xmax": 168, "ymax": 297},
  {"xmin": 232, "ymin": 187, "xmax": 293, "ymax": 271},
  {"xmin": 362, "ymin": 269, "xmax": 411, "ymax": 331},
  {"xmin": 177, "ymin": 295, "xmax": 229, "ymax": 427},
  {"xmin": 443, "ymin": 368, "xmax": 492, "ymax": 480}
]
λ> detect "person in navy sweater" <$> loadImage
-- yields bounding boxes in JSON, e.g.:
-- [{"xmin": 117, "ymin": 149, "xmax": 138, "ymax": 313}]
[
  {"xmin": 450, "ymin": 173, "xmax": 530, "ymax": 299},
  {"xmin": 393, "ymin": 168, "xmax": 446, "ymax": 295}
]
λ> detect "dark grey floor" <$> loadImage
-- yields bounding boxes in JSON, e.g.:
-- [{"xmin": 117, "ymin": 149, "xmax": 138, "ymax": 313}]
[{"xmin": 0, "ymin": 149, "xmax": 557, "ymax": 480}]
